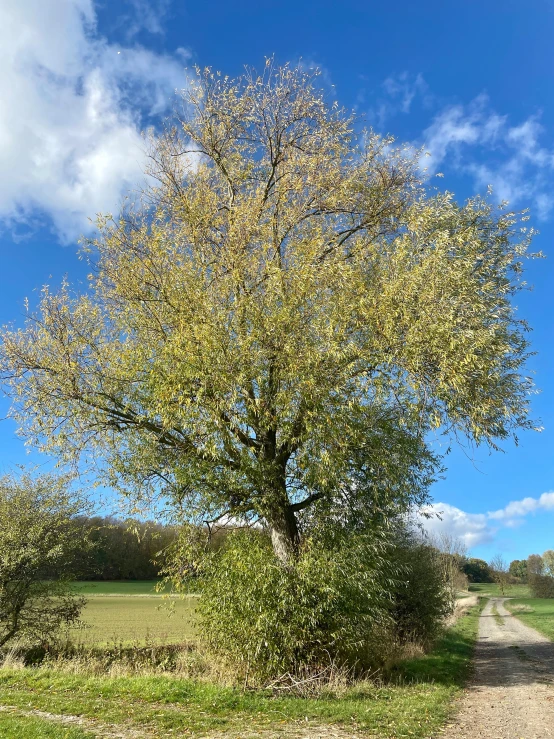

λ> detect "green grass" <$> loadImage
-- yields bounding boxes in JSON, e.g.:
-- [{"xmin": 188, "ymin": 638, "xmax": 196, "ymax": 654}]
[
  {"xmin": 0, "ymin": 712, "xmax": 94, "ymax": 738},
  {"xmin": 0, "ymin": 604, "xmax": 483, "ymax": 739},
  {"xmin": 505, "ymin": 597, "xmax": 554, "ymax": 641},
  {"xmin": 491, "ymin": 603, "xmax": 504, "ymax": 626},
  {"xmin": 71, "ymin": 580, "xmax": 170, "ymax": 596},
  {"xmin": 71, "ymin": 595, "xmax": 198, "ymax": 646},
  {"xmin": 468, "ymin": 582, "xmax": 531, "ymax": 598}
]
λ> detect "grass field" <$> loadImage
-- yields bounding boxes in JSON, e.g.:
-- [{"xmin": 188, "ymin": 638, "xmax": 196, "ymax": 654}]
[
  {"xmin": 67, "ymin": 581, "xmax": 199, "ymax": 646},
  {"xmin": 468, "ymin": 582, "xmax": 531, "ymax": 598},
  {"xmin": 505, "ymin": 597, "xmax": 554, "ymax": 641},
  {"xmin": 71, "ymin": 595, "xmax": 198, "ymax": 646},
  {"xmin": 0, "ymin": 604, "xmax": 482, "ymax": 739},
  {"xmin": 71, "ymin": 581, "xmax": 169, "ymax": 596}
]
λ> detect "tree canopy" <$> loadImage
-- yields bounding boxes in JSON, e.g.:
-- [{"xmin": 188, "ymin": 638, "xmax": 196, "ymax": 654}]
[{"xmin": 0, "ymin": 63, "xmax": 536, "ymax": 565}]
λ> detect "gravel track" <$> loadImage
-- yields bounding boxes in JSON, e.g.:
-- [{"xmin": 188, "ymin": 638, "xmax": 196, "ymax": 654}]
[{"xmin": 438, "ymin": 597, "xmax": 554, "ymax": 739}]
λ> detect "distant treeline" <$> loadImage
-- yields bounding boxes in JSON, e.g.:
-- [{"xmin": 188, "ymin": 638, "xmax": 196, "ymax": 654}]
[{"xmin": 74, "ymin": 517, "xmax": 179, "ymax": 580}]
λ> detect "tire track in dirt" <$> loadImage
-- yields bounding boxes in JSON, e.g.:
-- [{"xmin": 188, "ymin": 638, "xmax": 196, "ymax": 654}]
[
  {"xmin": 0, "ymin": 704, "xmax": 367, "ymax": 739},
  {"xmin": 0, "ymin": 704, "xmax": 153, "ymax": 738},
  {"xmin": 438, "ymin": 597, "xmax": 554, "ymax": 739}
]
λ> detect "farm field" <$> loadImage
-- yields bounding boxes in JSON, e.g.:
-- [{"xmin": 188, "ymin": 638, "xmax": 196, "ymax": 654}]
[
  {"xmin": 71, "ymin": 581, "xmax": 170, "ymax": 597},
  {"xmin": 0, "ymin": 604, "xmax": 482, "ymax": 739},
  {"xmin": 505, "ymin": 597, "xmax": 554, "ymax": 641},
  {"xmin": 68, "ymin": 582, "xmax": 198, "ymax": 646}
]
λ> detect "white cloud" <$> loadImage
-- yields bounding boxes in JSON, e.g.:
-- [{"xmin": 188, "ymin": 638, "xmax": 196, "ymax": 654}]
[
  {"xmin": 488, "ymin": 491, "xmax": 554, "ymax": 521},
  {"xmin": 421, "ymin": 97, "xmax": 554, "ymax": 219},
  {"xmin": 0, "ymin": 0, "xmax": 189, "ymax": 242},
  {"xmin": 418, "ymin": 490, "xmax": 554, "ymax": 550},
  {"xmin": 417, "ymin": 502, "xmax": 494, "ymax": 548}
]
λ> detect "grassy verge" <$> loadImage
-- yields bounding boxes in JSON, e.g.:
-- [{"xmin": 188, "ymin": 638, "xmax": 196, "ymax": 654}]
[
  {"xmin": 0, "ymin": 712, "xmax": 95, "ymax": 738},
  {"xmin": 0, "ymin": 604, "xmax": 482, "ymax": 739},
  {"xmin": 505, "ymin": 597, "xmax": 554, "ymax": 641}
]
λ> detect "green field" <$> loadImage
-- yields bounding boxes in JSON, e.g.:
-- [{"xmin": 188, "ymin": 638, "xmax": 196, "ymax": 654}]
[
  {"xmin": 0, "ymin": 604, "xmax": 482, "ymax": 739},
  {"xmin": 505, "ymin": 597, "xmax": 554, "ymax": 641},
  {"xmin": 468, "ymin": 582, "xmax": 531, "ymax": 598},
  {"xmin": 71, "ymin": 594, "xmax": 198, "ymax": 646},
  {"xmin": 71, "ymin": 580, "xmax": 169, "ymax": 596}
]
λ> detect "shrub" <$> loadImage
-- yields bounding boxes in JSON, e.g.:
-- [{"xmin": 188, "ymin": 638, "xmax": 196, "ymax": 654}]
[
  {"xmin": 0, "ymin": 471, "xmax": 90, "ymax": 649},
  {"xmin": 164, "ymin": 523, "xmax": 452, "ymax": 681},
  {"xmin": 390, "ymin": 537, "xmax": 452, "ymax": 646},
  {"xmin": 529, "ymin": 573, "xmax": 554, "ymax": 598},
  {"xmin": 195, "ymin": 529, "xmax": 396, "ymax": 680}
]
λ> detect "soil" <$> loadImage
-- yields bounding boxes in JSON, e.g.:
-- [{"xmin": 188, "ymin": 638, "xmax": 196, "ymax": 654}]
[{"xmin": 438, "ymin": 596, "xmax": 554, "ymax": 738}]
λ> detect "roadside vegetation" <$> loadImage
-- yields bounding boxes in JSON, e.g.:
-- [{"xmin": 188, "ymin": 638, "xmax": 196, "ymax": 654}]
[
  {"xmin": 0, "ymin": 712, "xmax": 94, "ymax": 739},
  {"xmin": 0, "ymin": 605, "xmax": 481, "ymax": 739}
]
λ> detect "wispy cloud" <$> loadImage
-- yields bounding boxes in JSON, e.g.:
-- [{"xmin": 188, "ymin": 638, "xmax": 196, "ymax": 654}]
[
  {"xmin": 382, "ymin": 72, "xmax": 429, "ymax": 114},
  {"xmin": 418, "ymin": 491, "xmax": 554, "ymax": 549},
  {"xmin": 0, "ymin": 0, "xmax": 189, "ymax": 242},
  {"xmin": 421, "ymin": 96, "xmax": 554, "ymax": 218},
  {"xmin": 364, "ymin": 72, "xmax": 431, "ymax": 128},
  {"xmin": 120, "ymin": 0, "xmax": 172, "ymax": 39}
]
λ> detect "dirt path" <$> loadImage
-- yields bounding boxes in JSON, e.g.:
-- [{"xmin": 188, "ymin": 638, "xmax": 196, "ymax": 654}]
[
  {"xmin": 0, "ymin": 704, "xmax": 154, "ymax": 738},
  {"xmin": 0, "ymin": 703, "xmax": 366, "ymax": 739},
  {"xmin": 438, "ymin": 597, "xmax": 554, "ymax": 738}
]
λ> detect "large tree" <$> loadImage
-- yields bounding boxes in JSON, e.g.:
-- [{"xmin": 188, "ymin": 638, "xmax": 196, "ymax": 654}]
[{"xmin": 0, "ymin": 64, "xmax": 536, "ymax": 566}]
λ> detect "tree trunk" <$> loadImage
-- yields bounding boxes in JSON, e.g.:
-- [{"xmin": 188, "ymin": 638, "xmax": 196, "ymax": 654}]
[{"xmin": 267, "ymin": 505, "xmax": 300, "ymax": 568}]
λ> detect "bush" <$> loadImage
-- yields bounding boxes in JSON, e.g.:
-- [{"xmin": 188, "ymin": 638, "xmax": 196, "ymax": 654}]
[
  {"xmin": 165, "ymin": 524, "xmax": 452, "ymax": 681},
  {"xmin": 390, "ymin": 537, "xmax": 452, "ymax": 646},
  {"xmin": 195, "ymin": 529, "xmax": 395, "ymax": 680},
  {"xmin": 0, "ymin": 471, "xmax": 90, "ymax": 649},
  {"xmin": 529, "ymin": 573, "xmax": 554, "ymax": 598}
]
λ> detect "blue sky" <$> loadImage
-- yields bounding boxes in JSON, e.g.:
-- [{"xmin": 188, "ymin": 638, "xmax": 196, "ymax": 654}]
[{"xmin": 0, "ymin": 0, "xmax": 553, "ymax": 561}]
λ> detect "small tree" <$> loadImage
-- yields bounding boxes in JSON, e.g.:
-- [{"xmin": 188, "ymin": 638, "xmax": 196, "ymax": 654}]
[
  {"xmin": 509, "ymin": 559, "xmax": 528, "ymax": 582},
  {"xmin": 527, "ymin": 553, "xmax": 544, "ymax": 576},
  {"xmin": 490, "ymin": 554, "xmax": 511, "ymax": 595},
  {"xmin": 527, "ymin": 552, "xmax": 554, "ymax": 598},
  {"xmin": 542, "ymin": 550, "xmax": 554, "ymax": 577},
  {"xmin": 0, "ymin": 471, "xmax": 89, "ymax": 648}
]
